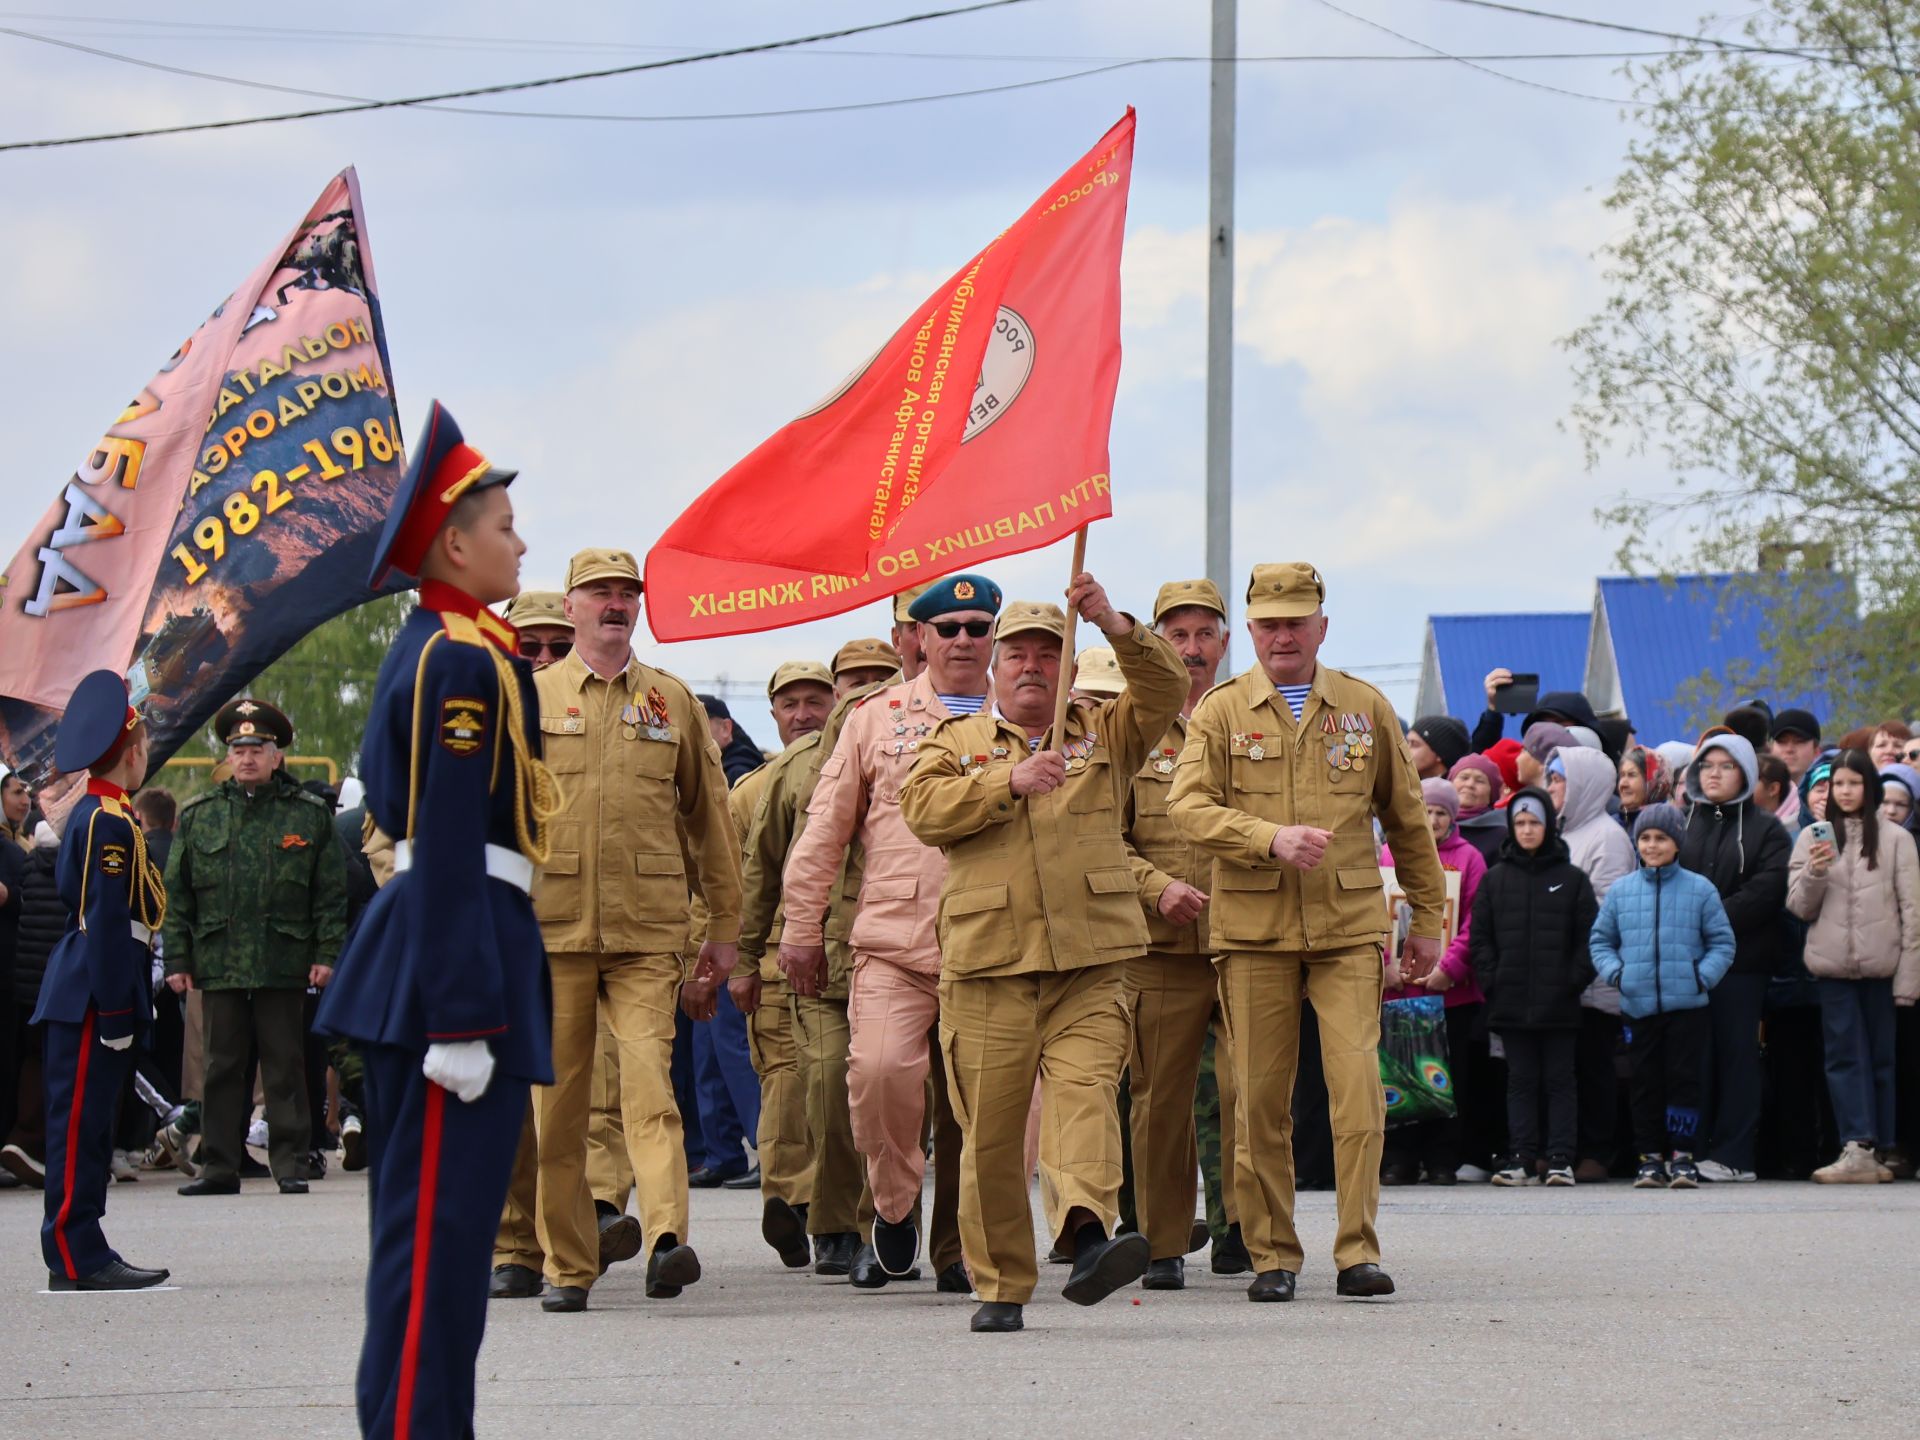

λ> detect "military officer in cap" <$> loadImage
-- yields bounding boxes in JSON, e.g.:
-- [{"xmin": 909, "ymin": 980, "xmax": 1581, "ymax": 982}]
[
  {"xmin": 900, "ymin": 576, "xmax": 1189, "ymax": 1332},
  {"xmin": 167, "ymin": 697, "xmax": 345, "ymax": 1197},
  {"xmin": 32, "ymin": 671, "xmax": 170, "ymax": 1291},
  {"xmin": 530, "ymin": 546, "xmax": 741, "ymax": 1312},
  {"xmin": 1169, "ymin": 563, "xmax": 1445, "ymax": 1303},
  {"xmin": 833, "ymin": 636, "xmax": 902, "ymax": 695},
  {"xmin": 315, "ymin": 401, "xmax": 555, "ymax": 1438}
]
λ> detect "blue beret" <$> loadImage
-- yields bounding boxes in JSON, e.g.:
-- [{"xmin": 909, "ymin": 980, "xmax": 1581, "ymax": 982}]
[
  {"xmin": 906, "ymin": 573, "xmax": 1002, "ymax": 622},
  {"xmin": 56, "ymin": 669, "xmax": 138, "ymax": 774}
]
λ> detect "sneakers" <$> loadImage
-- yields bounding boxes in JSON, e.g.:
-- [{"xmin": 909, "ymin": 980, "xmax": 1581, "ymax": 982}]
[
  {"xmin": 1695, "ymin": 1159, "xmax": 1756, "ymax": 1184},
  {"xmin": 1454, "ymin": 1163, "xmax": 1492, "ymax": 1184},
  {"xmin": 2, "ymin": 1142, "xmax": 47, "ymax": 1189},
  {"xmin": 305, "ymin": 1148, "xmax": 329, "ymax": 1180},
  {"xmin": 109, "ymin": 1149, "xmax": 140, "ymax": 1183},
  {"xmin": 1633, "ymin": 1156, "xmax": 1669, "ymax": 1188},
  {"xmin": 1667, "ymin": 1154, "xmax": 1701, "ymax": 1189},
  {"xmin": 340, "ymin": 1115, "xmax": 366, "ymax": 1172},
  {"xmin": 246, "ymin": 1117, "xmax": 270, "ymax": 1149},
  {"xmin": 1813, "ymin": 1141, "xmax": 1891, "ymax": 1184},
  {"xmin": 156, "ymin": 1121, "xmax": 199, "ymax": 1178},
  {"xmin": 1544, "ymin": 1165, "xmax": 1576, "ymax": 1187},
  {"xmin": 1490, "ymin": 1161, "xmax": 1536, "ymax": 1187}
]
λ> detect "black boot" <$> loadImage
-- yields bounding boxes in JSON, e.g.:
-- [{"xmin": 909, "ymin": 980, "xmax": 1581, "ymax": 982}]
[
  {"xmin": 597, "ymin": 1207, "xmax": 643, "ymax": 1274},
  {"xmin": 849, "ymin": 1243, "xmax": 889, "ymax": 1289},
  {"xmin": 488, "ymin": 1263, "xmax": 542, "ymax": 1299},
  {"xmin": 1210, "ymin": 1222, "xmax": 1251, "ymax": 1276},
  {"xmin": 813, "ymin": 1232, "xmax": 858, "ymax": 1276},
  {"xmin": 970, "ymin": 1301, "xmax": 1023, "ymax": 1332},
  {"xmin": 645, "ymin": 1233, "xmax": 701, "ymax": 1299},
  {"xmin": 541, "ymin": 1285, "xmax": 588, "ymax": 1313},
  {"xmin": 762, "ymin": 1197, "xmax": 812, "ymax": 1269},
  {"xmin": 1061, "ymin": 1222, "xmax": 1150, "ymax": 1307}
]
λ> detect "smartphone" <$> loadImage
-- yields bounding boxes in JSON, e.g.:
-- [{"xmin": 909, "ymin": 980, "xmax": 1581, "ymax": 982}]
[
  {"xmin": 1807, "ymin": 820, "xmax": 1835, "ymax": 848},
  {"xmin": 1492, "ymin": 671, "xmax": 1540, "ymax": 715}
]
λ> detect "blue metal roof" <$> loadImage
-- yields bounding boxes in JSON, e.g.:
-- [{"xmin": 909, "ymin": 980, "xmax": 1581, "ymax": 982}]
[
  {"xmin": 1422, "ymin": 612, "xmax": 1590, "ymax": 740},
  {"xmin": 1593, "ymin": 573, "xmax": 1852, "ymax": 743}
]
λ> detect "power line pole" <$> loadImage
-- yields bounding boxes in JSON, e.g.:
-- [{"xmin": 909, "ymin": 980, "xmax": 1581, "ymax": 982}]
[{"xmin": 1205, "ymin": 0, "xmax": 1236, "ymax": 608}]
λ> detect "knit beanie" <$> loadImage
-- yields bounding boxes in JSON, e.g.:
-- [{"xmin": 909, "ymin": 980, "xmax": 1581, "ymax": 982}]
[
  {"xmin": 1411, "ymin": 715, "xmax": 1472, "ymax": 772},
  {"xmin": 1522, "ymin": 721, "xmax": 1577, "ymax": 765},
  {"xmin": 1632, "ymin": 802, "xmax": 1687, "ymax": 843},
  {"xmin": 1483, "ymin": 738, "xmax": 1524, "ymax": 797},
  {"xmin": 1421, "ymin": 777, "xmax": 1461, "ymax": 825},
  {"xmin": 1448, "ymin": 753, "xmax": 1505, "ymax": 810},
  {"xmin": 1509, "ymin": 795, "xmax": 1548, "ymax": 826}
]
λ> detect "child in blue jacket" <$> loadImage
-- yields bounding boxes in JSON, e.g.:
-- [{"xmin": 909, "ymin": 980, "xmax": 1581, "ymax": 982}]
[{"xmin": 1589, "ymin": 803, "xmax": 1737, "ymax": 1188}]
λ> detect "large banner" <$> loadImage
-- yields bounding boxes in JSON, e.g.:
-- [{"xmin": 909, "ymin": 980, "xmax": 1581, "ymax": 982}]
[
  {"xmin": 0, "ymin": 169, "xmax": 404, "ymax": 791},
  {"xmin": 645, "ymin": 110, "xmax": 1135, "ymax": 642}
]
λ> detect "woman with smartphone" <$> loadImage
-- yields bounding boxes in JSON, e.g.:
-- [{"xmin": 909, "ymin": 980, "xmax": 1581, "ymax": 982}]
[{"xmin": 1787, "ymin": 750, "xmax": 1920, "ymax": 1183}]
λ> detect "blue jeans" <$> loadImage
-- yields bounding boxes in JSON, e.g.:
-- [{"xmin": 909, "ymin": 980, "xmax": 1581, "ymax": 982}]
[
  {"xmin": 1817, "ymin": 977, "xmax": 1896, "ymax": 1146},
  {"xmin": 692, "ymin": 984, "xmax": 760, "ymax": 1172}
]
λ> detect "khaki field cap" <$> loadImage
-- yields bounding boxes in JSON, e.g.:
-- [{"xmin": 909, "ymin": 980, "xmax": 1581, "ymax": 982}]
[
  {"xmin": 994, "ymin": 601, "xmax": 1067, "ymax": 642},
  {"xmin": 1245, "ymin": 562, "xmax": 1325, "ymax": 620},
  {"xmin": 567, "ymin": 548, "xmax": 643, "ymax": 591},
  {"xmin": 503, "ymin": 590, "xmax": 572, "ymax": 630},
  {"xmin": 893, "ymin": 582, "xmax": 936, "ymax": 624},
  {"xmin": 1153, "ymin": 578, "xmax": 1227, "ymax": 624},
  {"xmin": 831, "ymin": 637, "xmax": 902, "ymax": 676},
  {"xmin": 1074, "ymin": 646, "xmax": 1127, "ymax": 697},
  {"xmin": 768, "ymin": 660, "xmax": 836, "ymax": 699}
]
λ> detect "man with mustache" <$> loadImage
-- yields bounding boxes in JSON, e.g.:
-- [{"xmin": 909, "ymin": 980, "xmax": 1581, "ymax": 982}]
[
  {"xmin": 779, "ymin": 576, "xmax": 1000, "ymax": 1290},
  {"xmin": 1169, "ymin": 563, "xmax": 1446, "ymax": 1304},
  {"xmin": 899, "ymin": 576, "xmax": 1188, "ymax": 1332},
  {"xmin": 528, "ymin": 548, "xmax": 742, "ymax": 1312}
]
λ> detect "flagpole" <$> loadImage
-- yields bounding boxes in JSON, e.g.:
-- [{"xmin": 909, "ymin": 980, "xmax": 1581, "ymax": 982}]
[{"xmin": 1052, "ymin": 525, "xmax": 1089, "ymax": 748}]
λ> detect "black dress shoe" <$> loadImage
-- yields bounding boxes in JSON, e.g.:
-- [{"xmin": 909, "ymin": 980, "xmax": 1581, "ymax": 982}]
[
  {"xmin": 1336, "ymin": 1263, "xmax": 1396, "ymax": 1298},
  {"xmin": 970, "ymin": 1301, "xmax": 1023, "ymax": 1333},
  {"xmin": 177, "ymin": 1176, "xmax": 239, "ymax": 1197},
  {"xmin": 872, "ymin": 1212, "xmax": 919, "ymax": 1276},
  {"xmin": 541, "ymin": 1285, "xmax": 588, "ymax": 1312},
  {"xmin": 597, "ymin": 1211, "xmax": 643, "ymax": 1274},
  {"xmin": 276, "ymin": 1177, "xmax": 308, "ymax": 1195},
  {"xmin": 935, "ymin": 1262, "xmax": 972, "ymax": 1294},
  {"xmin": 721, "ymin": 1165, "xmax": 763, "ymax": 1190},
  {"xmin": 646, "ymin": 1235, "xmax": 701, "ymax": 1298},
  {"xmin": 1062, "ymin": 1230, "xmax": 1150, "ymax": 1307},
  {"xmin": 848, "ymin": 1242, "xmax": 889, "ymax": 1289},
  {"xmin": 47, "ymin": 1260, "xmax": 170, "ymax": 1292},
  {"xmin": 1210, "ymin": 1222, "xmax": 1252, "ymax": 1276},
  {"xmin": 814, "ymin": 1232, "xmax": 859, "ymax": 1276},
  {"xmin": 687, "ymin": 1164, "xmax": 743, "ymax": 1189},
  {"xmin": 489, "ymin": 1264, "xmax": 542, "ymax": 1299},
  {"xmin": 1423, "ymin": 1167, "xmax": 1457, "ymax": 1187},
  {"xmin": 1380, "ymin": 1160, "xmax": 1420, "ymax": 1187},
  {"xmin": 239, "ymin": 1154, "xmax": 270, "ymax": 1179},
  {"xmin": 1187, "ymin": 1219, "xmax": 1210, "ymax": 1255},
  {"xmin": 1247, "ymin": 1269, "xmax": 1297, "ymax": 1302},
  {"xmin": 1141, "ymin": 1256, "xmax": 1185, "ymax": 1291},
  {"xmin": 1044, "ymin": 1243, "xmax": 1072, "ymax": 1265},
  {"xmin": 761, "ymin": 1197, "xmax": 812, "ymax": 1268}
]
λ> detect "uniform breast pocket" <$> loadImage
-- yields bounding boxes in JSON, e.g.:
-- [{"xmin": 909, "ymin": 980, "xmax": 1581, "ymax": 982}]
[
  {"xmin": 635, "ymin": 735, "xmax": 678, "ymax": 779},
  {"xmin": 539, "ymin": 720, "xmax": 587, "ymax": 775},
  {"xmin": 1066, "ymin": 758, "xmax": 1115, "ymax": 817},
  {"xmin": 269, "ymin": 839, "xmax": 318, "ymax": 931},
  {"xmin": 1132, "ymin": 776, "xmax": 1172, "ymax": 817},
  {"xmin": 1229, "ymin": 757, "xmax": 1289, "ymax": 798}
]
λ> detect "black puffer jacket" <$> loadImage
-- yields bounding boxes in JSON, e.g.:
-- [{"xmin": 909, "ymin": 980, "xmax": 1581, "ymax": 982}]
[
  {"xmin": 1676, "ymin": 738, "xmax": 1791, "ymax": 979},
  {"xmin": 13, "ymin": 840, "xmax": 67, "ymax": 1008},
  {"xmin": 1469, "ymin": 789, "xmax": 1599, "ymax": 1031}
]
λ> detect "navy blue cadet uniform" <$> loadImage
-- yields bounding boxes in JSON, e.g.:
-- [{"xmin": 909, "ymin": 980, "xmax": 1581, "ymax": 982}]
[
  {"xmin": 33, "ymin": 673, "xmax": 167, "ymax": 1288},
  {"xmin": 317, "ymin": 401, "xmax": 553, "ymax": 1440}
]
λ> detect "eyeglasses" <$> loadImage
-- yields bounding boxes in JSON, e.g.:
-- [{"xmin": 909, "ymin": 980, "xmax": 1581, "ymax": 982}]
[
  {"xmin": 518, "ymin": 638, "xmax": 573, "ymax": 661},
  {"xmin": 1699, "ymin": 760, "xmax": 1743, "ymax": 775},
  {"xmin": 931, "ymin": 620, "xmax": 993, "ymax": 639}
]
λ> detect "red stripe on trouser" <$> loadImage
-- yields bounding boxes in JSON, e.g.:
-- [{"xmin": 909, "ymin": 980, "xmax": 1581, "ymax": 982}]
[
  {"xmin": 53, "ymin": 1010, "xmax": 96, "ymax": 1281},
  {"xmin": 394, "ymin": 1081, "xmax": 447, "ymax": 1440}
]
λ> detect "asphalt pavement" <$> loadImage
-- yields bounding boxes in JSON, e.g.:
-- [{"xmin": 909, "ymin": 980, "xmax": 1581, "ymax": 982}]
[{"xmin": 5, "ymin": 1167, "xmax": 1917, "ymax": 1438}]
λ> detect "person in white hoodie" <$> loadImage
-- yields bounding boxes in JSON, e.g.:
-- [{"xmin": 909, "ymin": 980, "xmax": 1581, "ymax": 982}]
[{"xmin": 1546, "ymin": 746, "xmax": 1635, "ymax": 1180}]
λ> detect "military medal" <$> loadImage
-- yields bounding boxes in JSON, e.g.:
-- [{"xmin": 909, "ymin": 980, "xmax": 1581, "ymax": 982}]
[
  {"xmin": 1061, "ymin": 730, "xmax": 1100, "ymax": 772},
  {"xmin": 1248, "ymin": 732, "xmax": 1265, "ymax": 762},
  {"xmin": 1154, "ymin": 747, "xmax": 1176, "ymax": 775},
  {"xmin": 620, "ymin": 702, "xmax": 643, "ymax": 741}
]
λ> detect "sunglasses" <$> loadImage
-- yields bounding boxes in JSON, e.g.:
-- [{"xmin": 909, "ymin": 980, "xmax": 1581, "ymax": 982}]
[
  {"xmin": 931, "ymin": 620, "xmax": 993, "ymax": 639},
  {"xmin": 1905, "ymin": 746, "xmax": 1920, "ymax": 763},
  {"xmin": 518, "ymin": 637, "xmax": 573, "ymax": 661}
]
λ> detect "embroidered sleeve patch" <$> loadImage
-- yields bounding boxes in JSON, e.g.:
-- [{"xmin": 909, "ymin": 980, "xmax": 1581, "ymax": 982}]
[
  {"xmin": 280, "ymin": 834, "xmax": 311, "ymax": 850},
  {"xmin": 99, "ymin": 843, "xmax": 129, "ymax": 878},
  {"xmin": 440, "ymin": 696, "xmax": 489, "ymax": 756}
]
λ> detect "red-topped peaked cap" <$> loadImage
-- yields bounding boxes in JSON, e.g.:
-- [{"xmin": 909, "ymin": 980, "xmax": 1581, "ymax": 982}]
[{"xmin": 367, "ymin": 400, "xmax": 517, "ymax": 588}]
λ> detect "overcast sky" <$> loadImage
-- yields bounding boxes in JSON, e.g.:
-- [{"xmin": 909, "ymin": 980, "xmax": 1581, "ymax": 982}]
[{"xmin": 0, "ymin": 0, "xmax": 1720, "ymax": 746}]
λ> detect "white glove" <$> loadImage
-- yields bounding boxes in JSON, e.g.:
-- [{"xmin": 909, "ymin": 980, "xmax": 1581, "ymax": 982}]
[
  {"xmin": 100, "ymin": 1034, "xmax": 132, "ymax": 1052},
  {"xmin": 422, "ymin": 1040, "xmax": 495, "ymax": 1103}
]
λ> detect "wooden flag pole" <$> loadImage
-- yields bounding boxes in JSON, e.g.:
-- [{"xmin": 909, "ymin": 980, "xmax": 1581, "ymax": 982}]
[{"xmin": 1051, "ymin": 526, "xmax": 1089, "ymax": 749}]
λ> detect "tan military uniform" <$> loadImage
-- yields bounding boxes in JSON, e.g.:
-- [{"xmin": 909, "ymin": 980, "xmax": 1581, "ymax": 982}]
[
  {"xmin": 530, "ymin": 646, "xmax": 742, "ymax": 1290},
  {"xmin": 1168, "ymin": 652, "xmax": 1443, "ymax": 1276},
  {"xmin": 901, "ymin": 622, "xmax": 1187, "ymax": 1303}
]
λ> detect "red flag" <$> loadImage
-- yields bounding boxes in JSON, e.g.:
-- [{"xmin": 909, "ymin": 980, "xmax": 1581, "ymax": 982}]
[{"xmin": 645, "ymin": 110, "xmax": 1135, "ymax": 642}]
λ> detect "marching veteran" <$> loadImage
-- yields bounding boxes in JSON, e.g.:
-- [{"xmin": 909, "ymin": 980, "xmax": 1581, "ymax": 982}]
[
  {"xmin": 167, "ymin": 696, "xmax": 345, "ymax": 1197},
  {"xmin": 900, "ymin": 573, "xmax": 1188, "ymax": 1333},
  {"xmin": 1168, "ymin": 562, "xmax": 1445, "ymax": 1303},
  {"xmin": 315, "ymin": 400, "xmax": 555, "ymax": 1437},
  {"xmin": 530, "ymin": 546, "xmax": 742, "ymax": 1312}
]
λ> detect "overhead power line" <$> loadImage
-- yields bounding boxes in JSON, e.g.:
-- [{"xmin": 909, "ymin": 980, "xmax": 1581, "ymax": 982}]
[{"xmin": 1424, "ymin": 0, "xmax": 1887, "ymax": 70}]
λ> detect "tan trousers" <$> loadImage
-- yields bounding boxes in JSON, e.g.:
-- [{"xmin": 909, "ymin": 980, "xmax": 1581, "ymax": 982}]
[
  {"xmin": 923, "ymin": 1039, "xmax": 966, "ymax": 1273},
  {"xmin": 1213, "ymin": 1018, "xmax": 1241, "ymax": 1226},
  {"xmin": 939, "ymin": 963, "xmax": 1130, "ymax": 1305},
  {"xmin": 535, "ymin": 951, "xmax": 686, "ymax": 1290},
  {"xmin": 1218, "ymin": 947, "xmax": 1384, "ymax": 1273},
  {"xmin": 494, "ymin": 1103, "xmax": 543, "ymax": 1270},
  {"xmin": 1124, "ymin": 950, "xmax": 1222, "ymax": 1260},
  {"xmin": 793, "ymin": 993, "xmax": 870, "ymax": 1235},
  {"xmin": 745, "ymin": 975, "xmax": 813, "ymax": 1207},
  {"xmin": 584, "ymin": 1016, "xmax": 633, "ymax": 1210},
  {"xmin": 847, "ymin": 954, "xmax": 938, "ymax": 1225}
]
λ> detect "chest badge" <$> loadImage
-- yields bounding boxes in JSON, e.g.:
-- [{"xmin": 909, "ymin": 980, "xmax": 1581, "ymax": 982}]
[
  {"xmin": 1154, "ymin": 748, "xmax": 1176, "ymax": 775},
  {"xmin": 1061, "ymin": 731, "xmax": 1100, "ymax": 773}
]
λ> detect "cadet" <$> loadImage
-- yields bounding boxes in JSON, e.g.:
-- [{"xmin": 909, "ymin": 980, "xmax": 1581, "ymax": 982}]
[
  {"xmin": 33, "ymin": 671, "xmax": 170, "ymax": 1291},
  {"xmin": 315, "ymin": 401, "xmax": 555, "ymax": 1437},
  {"xmin": 900, "ymin": 576, "xmax": 1187, "ymax": 1332},
  {"xmin": 781, "ymin": 577, "xmax": 999, "ymax": 1290},
  {"xmin": 167, "ymin": 698, "xmax": 345, "ymax": 1197},
  {"xmin": 531, "ymin": 547, "xmax": 741, "ymax": 1312},
  {"xmin": 1118, "ymin": 580, "xmax": 1247, "ymax": 1287},
  {"xmin": 1168, "ymin": 563, "xmax": 1446, "ymax": 1303}
]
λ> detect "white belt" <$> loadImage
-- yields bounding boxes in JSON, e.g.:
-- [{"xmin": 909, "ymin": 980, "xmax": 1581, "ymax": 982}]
[
  {"xmin": 131, "ymin": 922, "xmax": 153, "ymax": 946},
  {"xmin": 392, "ymin": 839, "xmax": 534, "ymax": 895}
]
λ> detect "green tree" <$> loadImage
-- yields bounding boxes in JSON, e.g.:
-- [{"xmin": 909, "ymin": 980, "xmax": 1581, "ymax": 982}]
[{"xmin": 1568, "ymin": 0, "xmax": 1920, "ymax": 725}]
